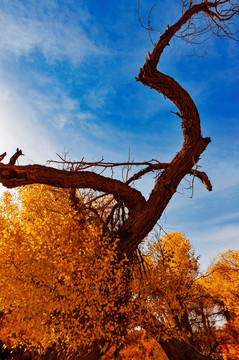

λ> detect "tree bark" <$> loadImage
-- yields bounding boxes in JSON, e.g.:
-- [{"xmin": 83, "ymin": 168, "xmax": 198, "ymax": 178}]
[
  {"xmin": 0, "ymin": 164, "xmax": 146, "ymax": 219},
  {"xmin": 160, "ymin": 338, "xmax": 211, "ymax": 360}
]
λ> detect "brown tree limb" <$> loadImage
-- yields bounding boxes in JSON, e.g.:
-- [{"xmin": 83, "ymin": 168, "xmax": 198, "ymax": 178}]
[
  {"xmin": 0, "ymin": 162, "xmax": 146, "ymax": 219},
  {"xmin": 126, "ymin": 162, "xmax": 169, "ymax": 184},
  {"xmin": 117, "ymin": 2, "xmax": 218, "ymax": 255},
  {"xmin": 189, "ymin": 169, "xmax": 213, "ymax": 191},
  {"xmin": 48, "ymin": 158, "xmax": 160, "ymax": 168},
  {"xmin": 0, "ymin": 152, "xmax": 7, "ymax": 162},
  {"xmin": 8, "ymin": 148, "xmax": 23, "ymax": 166},
  {"xmin": 126, "ymin": 163, "xmax": 213, "ymax": 192}
]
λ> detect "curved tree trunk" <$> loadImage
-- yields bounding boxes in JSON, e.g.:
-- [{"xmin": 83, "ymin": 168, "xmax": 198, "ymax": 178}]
[{"xmin": 0, "ymin": 3, "xmax": 214, "ymax": 261}]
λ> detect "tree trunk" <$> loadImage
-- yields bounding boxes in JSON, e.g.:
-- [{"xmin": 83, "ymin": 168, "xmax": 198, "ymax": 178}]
[{"xmin": 160, "ymin": 338, "xmax": 212, "ymax": 360}]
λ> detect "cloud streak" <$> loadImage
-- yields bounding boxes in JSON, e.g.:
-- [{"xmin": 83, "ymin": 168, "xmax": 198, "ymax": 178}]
[{"xmin": 0, "ymin": 0, "xmax": 107, "ymax": 65}]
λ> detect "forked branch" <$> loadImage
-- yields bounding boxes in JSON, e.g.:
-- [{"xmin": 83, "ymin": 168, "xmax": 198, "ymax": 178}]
[{"xmin": 0, "ymin": 2, "xmax": 225, "ymax": 259}]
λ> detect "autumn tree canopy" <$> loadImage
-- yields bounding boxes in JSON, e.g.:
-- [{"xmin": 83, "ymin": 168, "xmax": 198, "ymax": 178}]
[
  {"xmin": 0, "ymin": 0, "xmax": 238, "ymax": 359},
  {"xmin": 1, "ymin": 188, "xmax": 238, "ymax": 359},
  {"xmin": 0, "ymin": 187, "xmax": 200, "ymax": 358}
]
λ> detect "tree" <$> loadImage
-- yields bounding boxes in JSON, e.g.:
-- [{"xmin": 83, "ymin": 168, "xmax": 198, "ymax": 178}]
[
  {"xmin": 103, "ymin": 234, "xmax": 239, "ymax": 360},
  {"xmin": 130, "ymin": 232, "xmax": 215, "ymax": 359},
  {"xmin": 113, "ymin": 234, "xmax": 239, "ymax": 360},
  {"xmin": 136, "ymin": 233, "xmax": 201, "ymax": 337},
  {"xmin": 203, "ymin": 250, "xmax": 239, "ymax": 359},
  {"xmin": 0, "ymin": 1, "xmax": 238, "ymax": 359}
]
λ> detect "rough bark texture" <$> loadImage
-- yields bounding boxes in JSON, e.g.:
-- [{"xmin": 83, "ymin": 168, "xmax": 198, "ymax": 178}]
[
  {"xmin": 0, "ymin": 2, "xmax": 232, "ymax": 360},
  {"xmin": 0, "ymin": 164, "xmax": 146, "ymax": 219}
]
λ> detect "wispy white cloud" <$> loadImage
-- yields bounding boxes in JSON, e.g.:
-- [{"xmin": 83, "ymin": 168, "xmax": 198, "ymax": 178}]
[
  {"xmin": 202, "ymin": 211, "xmax": 239, "ymax": 229},
  {"xmin": 198, "ymin": 223, "xmax": 239, "ymax": 248},
  {"xmin": 0, "ymin": 70, "xmax": 142, "ymax": 168},
  {"xmin": 84, "ymin": 85, "xmax": 115, "ymax": 110},
  {"xmin": 32, "ymin": 89, "xmax": 80, "ymax": 128},
  {"xmin": 0, "ymin": 0, "xmax": 107, "ymax": 65},
  {"xmin": 0, "ymin": 81, "xmax": 57, "ymax": 164}
]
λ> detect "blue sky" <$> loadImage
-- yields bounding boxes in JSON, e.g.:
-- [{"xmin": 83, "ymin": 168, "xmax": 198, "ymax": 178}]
[{"xmin": 0, "ymin": 0, "xmax": 238, "ymax": 269}]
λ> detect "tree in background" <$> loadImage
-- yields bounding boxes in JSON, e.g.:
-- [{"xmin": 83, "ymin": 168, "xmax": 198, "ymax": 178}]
[
  {"xmin": 203, "ymin": 250, "xmax": 239, "ymax": 359},
  {"xmin": 0, "ymin": 1, "xmax": 238, "ymax": 359},
  {"xmin": 102, "ymin": 236, "xmax": 239, "ymax": 359},
  {"xmin": 137, "ymin": 232, "xmax": 201, "ymax": 337},
  {"xmin": 130, "ymin": 232, "xmax": 213, "ymax": 358}
]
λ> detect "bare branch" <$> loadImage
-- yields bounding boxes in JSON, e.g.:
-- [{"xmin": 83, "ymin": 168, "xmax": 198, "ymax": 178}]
[
  {"xmin": 170, "ymin": 110, "xmax": 183, "ymax": 119},
  {"xmin": 8, "ymin": 148, "xmax": 24, "ymax": 166},
  {"xmin": 0, "ymin": 152, "xmax": 7, "ymax": 162},
  {"xmin": 126, "ymin": 163, "xmax": 169, "ymax": 185},
  {"xmin": 47, "ymin": 158, "xmax": 162, "ymax": 170},
  {"xmin": 136, "ymin": 0, "xmax": 162, "ymax": 46},
  {"xmin": 189, "ymin": 169, "xmax": 213, "ymax": 191},
  {"xmin": 176, "ymin": 1, "xmax": 239, "ymax": 46}
]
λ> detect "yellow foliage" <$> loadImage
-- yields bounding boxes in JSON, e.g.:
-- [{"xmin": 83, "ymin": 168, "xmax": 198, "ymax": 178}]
[
  {"xmin": 1, "ymin": 186, "xmax": 238, "ymax": 360},
  {"xmin": 203, "ymin": 250, "xmax": 239, "ymax": 358},
  {"xmin": 0, "ymin": 185, "xmax": 131, "ymax": 357},
  {"xmin": 132, "ymin": 232, "xmax": 201, "ymax": 339},
  {"xmin": 205, "ymin": 250, "xmax": 239, "ymax": 317}
]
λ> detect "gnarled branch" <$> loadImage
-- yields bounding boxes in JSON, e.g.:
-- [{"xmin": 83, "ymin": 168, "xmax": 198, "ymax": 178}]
[{"xmin": 0, "ymin": 161, "xmax": 146, "ymax": 220}]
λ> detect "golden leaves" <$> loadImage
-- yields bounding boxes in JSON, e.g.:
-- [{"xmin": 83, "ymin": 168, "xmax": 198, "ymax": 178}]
[
  {"xmin": 0, "ymin": 185, "xmax": 132, "ymax": 356},
  {"xmin": 1, "ymin": 186, "xmax": 238, "ymax": 359}
]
